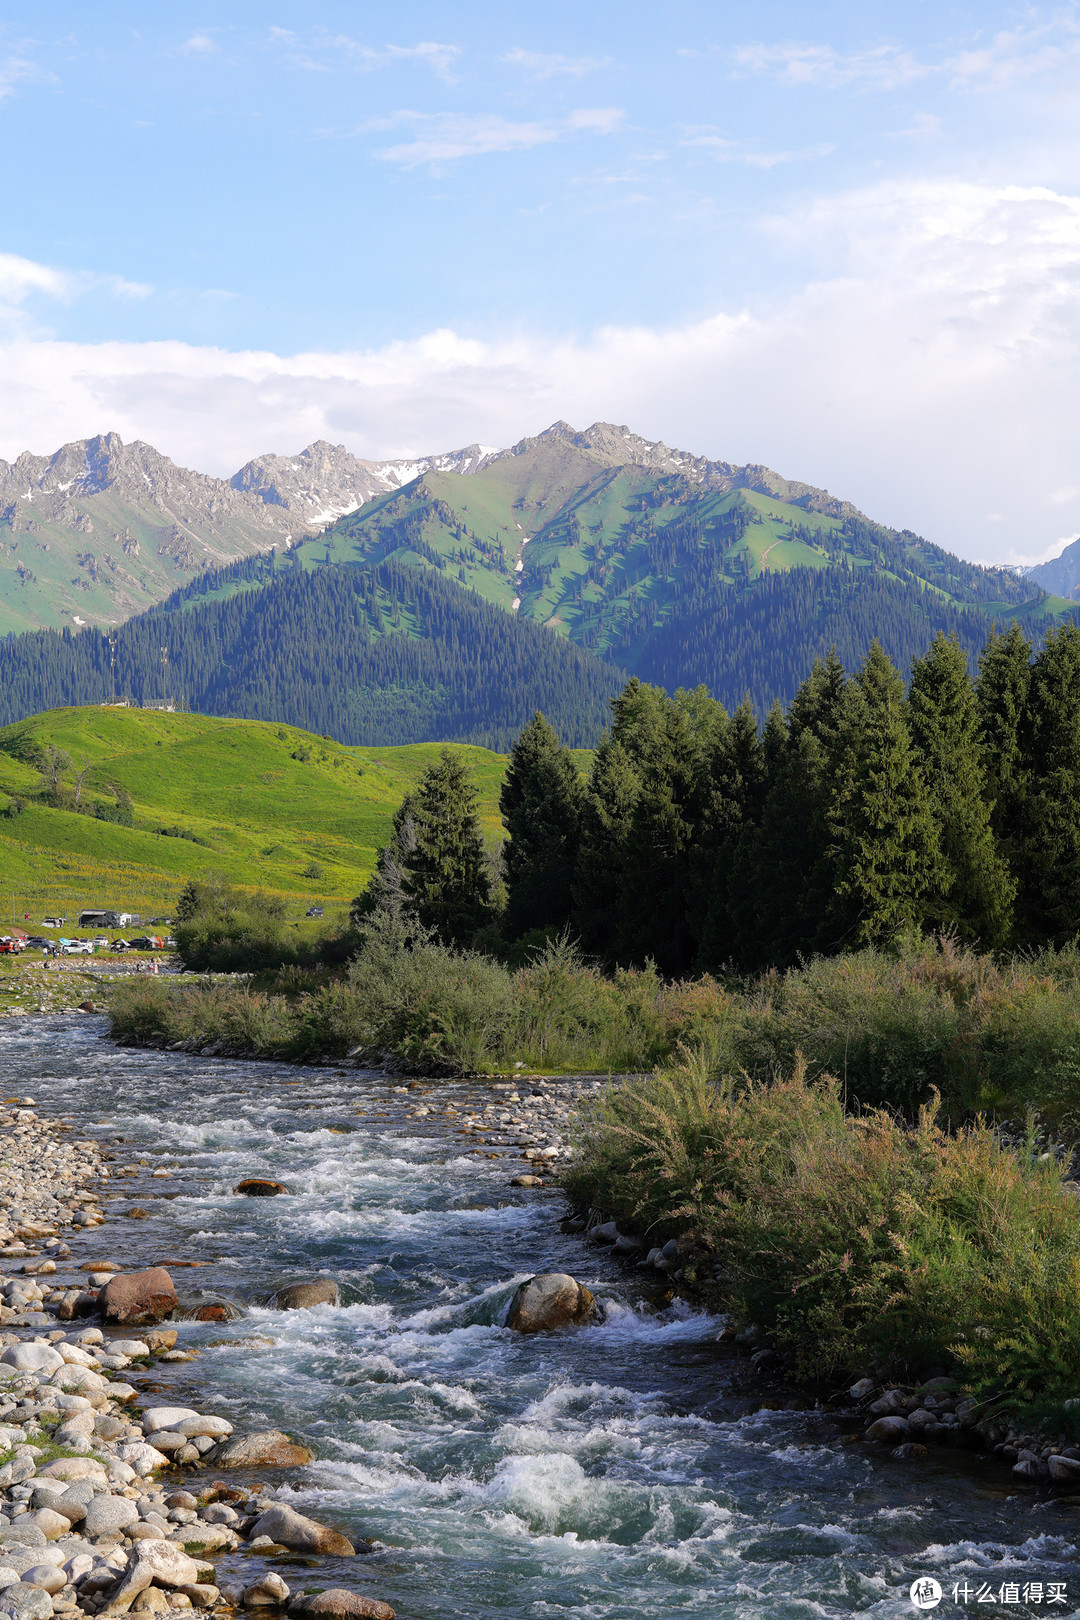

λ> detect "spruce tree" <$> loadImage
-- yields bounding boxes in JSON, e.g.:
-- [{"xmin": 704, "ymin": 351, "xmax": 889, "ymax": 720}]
[
  {"xmin": 829, "ymin": 641, "xmax": 946, "ymax": 945},
  {"xmin": 357, "ymin": 750, "xmax": 495, "ymax": 946},
  {"xmin": 695, "ymin": 699, "xmax": 766, "ymax": 969},
  {"xmin": 907, "ymin": 632, "xmax": 1014, "ymax": 945},
  {"xmin": 572, "ymin": 736, "xmax": 641, "ymax": 957},
  {"xmin": 1016, "ymin": 623, "xmax": 1080, "ymax": 944},
  {"xmin": 614, "ymin": 694, "xmax": 703, "ymax": 973},
  {"xmin": 975, "ymin": 621, "xmax": 1032, "ymax": 876},
  {"xmin": 742, "ymin": 652, "xmax": 850, "ymax": 966},
  {"xmin": 500, "ymin": 712, "xmax": 583, "ymax": 940}
]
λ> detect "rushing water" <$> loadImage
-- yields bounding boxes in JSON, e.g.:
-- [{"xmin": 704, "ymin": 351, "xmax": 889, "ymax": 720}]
[{"xmin": 2, "ymin": 1015, "xmax": 1080, "ymax": 1619}]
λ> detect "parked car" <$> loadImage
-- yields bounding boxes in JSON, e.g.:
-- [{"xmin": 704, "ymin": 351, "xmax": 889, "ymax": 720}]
[
  {"xmin": 306, "ymin": 906, "xmax": 324, "ymax": 918},
  {"xmin": 93, "ymin": 936, "xmax": 108, "ymax": 946},
  {"xmin": 110, "ymin": 939, "xmax": 130, "ymax": 951},
  {"xmin": 0, "ymin": 940, "xmax": 22, "ymax": 955},
  {"xmin": 41, "ymin": 917, "xmax": 65, "ymax": 929},
  {"xmin": 60, "ymin": 940, "xmax": 94, "ymax": 955},
  {"xmin": 23, "ymin": 937, "xmax": 48, "ymax": 949}
]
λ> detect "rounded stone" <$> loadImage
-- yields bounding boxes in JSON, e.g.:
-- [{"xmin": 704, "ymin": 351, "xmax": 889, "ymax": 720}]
[
  {"xmin": 19, "ymin": 1568, "xmax": 64, "ymax": 1595},
  {"xmin": 506, "ymin": 1274, "xmax": 596, "ymax": 1334},
  {"xmin": 98, "ymin": 1269, "xmax": 178, "ymax": 1327},
  {"xmin": 82, "ymin": 1495, "xmax": 140, "ymax": 1538},
  {"xmin": 211, "ymin": 1431, "xmax": 313, "ymax": 1469},
  {"xmin": 0, "ymin": 1346, "xmax": 62, "ymax": 1375},
  {"xmin": 267, "ymin": 1282, "xmax": 339, "ymax": 1311},
  {"xmin": 234, "ymin": 1181, "xmax": 286, "ymax": 1197},
  {"xmin": 288, "ymin": 1593, "xmax": 395, "ymax": 1620}
]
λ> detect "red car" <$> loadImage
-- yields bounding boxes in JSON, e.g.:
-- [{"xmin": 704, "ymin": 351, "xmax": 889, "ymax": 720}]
[{"xmin": 0, "ymin": 941, "xmax": 23, "ymax": 955}]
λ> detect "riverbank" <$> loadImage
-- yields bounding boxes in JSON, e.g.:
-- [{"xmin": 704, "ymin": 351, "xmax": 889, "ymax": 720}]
[
  {"xmin": 563, "ymin": 1052, "xmax": 1080, "ymax": 1479},
  {"xmin": 0, "ymin": 1089, "xmax": 396, "ymax": 1620}
]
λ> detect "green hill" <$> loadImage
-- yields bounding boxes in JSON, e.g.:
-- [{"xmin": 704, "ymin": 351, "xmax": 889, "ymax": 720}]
[{"xmin": 0, "ymin": 707, "xmax": 509, "ymax": 923}]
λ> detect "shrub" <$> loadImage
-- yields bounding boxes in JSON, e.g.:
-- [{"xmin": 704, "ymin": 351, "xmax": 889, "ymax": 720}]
[{"xmin": 564, "ymin": 1052, "xmax": 1080, "ymax": 1413}]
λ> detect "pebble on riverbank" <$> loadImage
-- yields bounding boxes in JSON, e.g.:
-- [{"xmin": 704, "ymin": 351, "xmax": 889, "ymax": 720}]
[{"xmin": 0, "ymin": 1094, "xmax": 392, "ymax": 1620}]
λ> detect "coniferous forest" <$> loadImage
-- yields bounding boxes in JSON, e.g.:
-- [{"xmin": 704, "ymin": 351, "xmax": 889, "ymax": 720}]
[
  {"xmin": 0, "ymin": 560, "xmax": 622, "ymax": 750},
  {"xmin": 495, "ymin": 623, "xmax": 1080, "ymax": 973}
]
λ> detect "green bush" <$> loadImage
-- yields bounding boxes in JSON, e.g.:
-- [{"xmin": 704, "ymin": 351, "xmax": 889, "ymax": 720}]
[{"xmin": 564, "ymin": 1052, "xmax": 1080, "ymax": 1414}]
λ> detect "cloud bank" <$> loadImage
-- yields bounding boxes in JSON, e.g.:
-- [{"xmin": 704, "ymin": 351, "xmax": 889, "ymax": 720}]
[{"xmin": 1, "ymin": 178, "xmax": 1078, "ymax": 566}]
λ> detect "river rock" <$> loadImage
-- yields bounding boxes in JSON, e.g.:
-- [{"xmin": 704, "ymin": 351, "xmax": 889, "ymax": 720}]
[
  {"xmin": 19, "ymin": 1567, "xmax": 65, "ymax": 1595},
  {"xmin": 0, "ymin": 1574, "xmax": 17, "ymax": 1595},
  {"xmin": 83, "ymin": 1496, "xmax": 140, "ymax": 1538},
  {"xmin": 110, "ymin": 1541, "xmax": 200, "ymax": 1610},
  {"xmin": 0, "ymin": 1584, "xmax": 52, "ymax": 1620},
  {"xmin": 1048, "ymin": 1454, "xmax": 1080, "ymax": 1481},
  {"xmin": 506, "ymin": 1274, "xmax": 596, "ymax": 1334},
  {"xmin": 0, "ymin": 1345, "xmax": 62, "ymax": 1374},
  {"xmin": 268, "ymin": 1282, "xmax": 340, "ymax": 1310},
  {"xmin": 234, "ymin": 1181, "xmax": 286, "ymax": 1197},
  {"xmin": 866, "ymin": 1416, "xmax": 910, "ymax": 1442},
  {"xmin": 211, "ymin": 1431, "xmax": 313, "ymax": 1468},
  {"xmin": 140, "ymin": 1407, "xmax": 198, "ymax": 1431},
  {"xmin": 25, "ymin": 1510, "xmax": 68, "ymax": 1542},
  {"xmin": 37, "ymin": 1459, "xmax": 107, "ymax": 1482},
  {"xmin": 248, "ymin": 1506, "xmax": 354, "ymax": 1557},
  {"xmin": 288, "ymin": 1593, "xmax": 395, "ymax": 1620},
  {"xmin": 243, "ymin": 1574, "xmax": 290, "ymax": 1606},
  {"xmin": 99, "ymin": 1269, "xmax": 178, "ymax": 1326}
]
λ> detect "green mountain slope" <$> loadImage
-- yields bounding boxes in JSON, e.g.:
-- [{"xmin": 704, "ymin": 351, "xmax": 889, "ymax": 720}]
[
  {"xmin": 0, "ymin": 707, "xmax": 509, "ymax": 918},
  {"xmin": 0, "ymin": 560, "xmax": 623, "ymax": 749},
  {"xmin": 1, "ymin": 419, "xmax": 1073, "ymax": 730}
]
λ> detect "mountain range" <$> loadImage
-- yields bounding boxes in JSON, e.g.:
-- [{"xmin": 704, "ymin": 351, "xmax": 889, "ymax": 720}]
[
  {"xmin": 0, "ymin": 431, "xmax": 496, "ymax": 636},
  {"xmin": 0, "ymin": 420, "xmax": 1073, "ymax": 744}
]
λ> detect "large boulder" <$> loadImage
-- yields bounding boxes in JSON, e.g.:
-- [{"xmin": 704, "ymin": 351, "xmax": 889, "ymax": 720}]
[
  {"xmin": 235, "ymin": 1181, "xmax": 286, "ymax": 1197},
  {"xmin": 288, "ymin": 1595, "xmax": 394, "ymax": 1620},
  {"xmin": 0, "ymin": 1345, "xmax": 62, "ymax": 1374},
  {"xmin": 0, "ymin": 1586, "xmax": 52, "ymax": 1620},
  {"xmin": 248, "ymin": 1505, "xmax": 354, "ymax": 1557},
  {"xmin": 269, "ymin": 1282, "xmax": 340, "ymax": 1311},
  {"xmin": 99, "ymin": 1269, "xmax": 178, "ymax": 1327},
  {"xmin": 109, "ymin": 1541, "xmax": 200, "ymax": 1611},
  {"xmin": 83, "ymin": 1496, "xmax": 140, "ymax": 1538},
  {"xmin": 506, "ymin": 1274, "xmax": 596, "ymax": 1334},
  {"xmin": 211, "ymin": 1431, "xmax": 313, "ymax": 1469}
]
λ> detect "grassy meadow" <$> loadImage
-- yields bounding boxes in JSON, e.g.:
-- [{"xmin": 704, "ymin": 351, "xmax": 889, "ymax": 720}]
[{"xmin": 0, "ymin": 706, "xmax": 509, "ymax": 925}]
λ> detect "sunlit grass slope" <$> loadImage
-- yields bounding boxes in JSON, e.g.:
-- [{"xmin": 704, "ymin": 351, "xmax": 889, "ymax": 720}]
[{"xmin": 0, "ymin": 706, "xmax": 508, "ymax": 920}]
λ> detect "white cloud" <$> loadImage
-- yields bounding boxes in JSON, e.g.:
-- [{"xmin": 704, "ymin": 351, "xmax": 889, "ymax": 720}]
[
  {"xmin": 269, "ymin": 29, "xmax": 461, "ymax": 81},
  {"xmin": 681, "ymin": 128, "xmax": 834, "ymax": 167},
  {"xmin": 731, "ymin": 20, "xmax": 1080, "ymax": 95},
  {"xmin": 2, "ymin": 179, "xmax": 1080, "ymax": 566},
  {"xmin": 503, "ymin": 48, "xmax": 611, "ymax": 79},
  {"xmin": 1007, "ymin": 532, "xmax": 1080, "ymax": 568},
  {"xmin": 732, "ymin": 40, "xmax": 931, "ymax": 90},
  {"xmin": 0, "ymin": 38, "xmax": 54, "ymax": 101},
  {"xmin": 375, "ymin": 107, "xmax": 623, "ymax": 166},
  {"xmin": 182, "ymin": 33, "xmax": 218, "ymax": 56}
]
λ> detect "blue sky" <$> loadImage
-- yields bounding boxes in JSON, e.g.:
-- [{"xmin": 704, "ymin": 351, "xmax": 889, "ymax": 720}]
[{"xmin": 2, "ymin": 2, "xmax": 1080, "ymax": 564}]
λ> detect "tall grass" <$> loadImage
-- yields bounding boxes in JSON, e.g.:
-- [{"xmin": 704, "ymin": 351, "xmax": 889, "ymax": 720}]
[
  {"xmin": 108, "ymin": 924, "xmax": 736, "ymax": 1073},
  {"xmin": 563, "ymin": 1052, "xmax": 1080, "ymax": 1411}
]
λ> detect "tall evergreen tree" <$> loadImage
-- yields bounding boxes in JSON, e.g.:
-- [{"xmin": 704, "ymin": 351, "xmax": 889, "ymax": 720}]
[
  {"xmin": 357, "ymin": 749, "xmax": 495, "ymax": 946},
  {"xmin": 975, "ymin": 622, "xmax": 1032, "ymax": 877},
  {"xmin": 907, "ymin": 632, "xmax": 1014, "ymax": 945},
  {"xmin": 572, "ymin": 736, "xmax": 641, "ymax": 957},
  {"xmin": 739, "ymin": 651, "xmax": 850, "ymax": 966},
  {"xmin": 695, "ymin": 699, "xmax": 767, "ymax": 969},
  {"xmin": 613, "ymin": 693, "xmax": 704, "ymax": 973},
  {"xmin": 500, "ymin": 712, "xmax": 584, "ymax": 940},
  {"xmin": 1016, "ymin": 623, "xmax": 1080, "ymax": 944},
  {"xmin": 829, "ymin": 641, "xmax": 946, "ymax": 944}
]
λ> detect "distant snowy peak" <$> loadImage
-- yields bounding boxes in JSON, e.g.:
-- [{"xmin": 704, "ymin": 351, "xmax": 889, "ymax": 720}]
[{"xmin": 230, "ymin": 438, "xmax": 504, "ymax": 522}]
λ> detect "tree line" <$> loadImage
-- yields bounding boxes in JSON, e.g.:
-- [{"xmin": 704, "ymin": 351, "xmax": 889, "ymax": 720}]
[{"xmin": 360, "ymin": 624, "xmax": 1080, "ymax": 974}]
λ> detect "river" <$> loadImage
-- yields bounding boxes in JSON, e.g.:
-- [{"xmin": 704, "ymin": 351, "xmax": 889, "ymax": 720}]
[{"xmin": 3, "ymin": 1014, "xmax": 1080, "ymax": 1619}]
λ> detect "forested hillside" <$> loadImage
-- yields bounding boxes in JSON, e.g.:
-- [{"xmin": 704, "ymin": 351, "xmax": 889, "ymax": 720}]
[
  {"xmin": 1, "ymin": 419, "xmax": 1074, "ymax": 735},
  {"xmin": 0, "ymin": 560, "xmax": 621, "ymax": 749}
]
